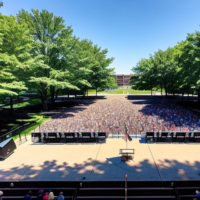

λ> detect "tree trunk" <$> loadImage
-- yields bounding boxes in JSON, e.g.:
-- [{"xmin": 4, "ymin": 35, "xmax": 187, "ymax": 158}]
[
  {"xmin": 161, "ymin": 84, "xmax": 162, "ymax": 96},
  {"xmin": 164, "ymin": 85, "xmax": 167, "ymax": 97},
  {"xmin": 55, "ymin": 89, "xmax": 59, "ymax": 100},
  {"xmin": 17, "ymin": 91, "xmax": 20, "ymax": 101},
  {"xmin": 96, "ymin": 86, "xmax": 97, "ymax": 96},
  {"xmin": 182, "ymin": 89, "xmax": 184, "ymax": 101},
  {"xmin": 68, "ymin": 90, "xmax": 69, "ymax": 101},
  {"xmin": 40, "ymin": 94, "xmax": 44, "ymax": 109},
  {"xmin": 51, "ymin": 87, "xmax": 55, "ymax": 105},
  {"xmin": 151, "ymin": 87, "xmax": 152, "ymax": 96},
  {"xmin": 10, "ymin": 96, "xmax": 13, "ymax": 115},
  {"xmin": 43, "ymin": 89, "xmax": 48, "ymax": 111},
  {"xmin": 188, "ymin": 87, "xmax": 189, "ymax": 101}
]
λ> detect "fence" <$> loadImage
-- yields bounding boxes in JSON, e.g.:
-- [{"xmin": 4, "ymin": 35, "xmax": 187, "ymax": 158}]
[{"xmin": 0, "ymin": 123, "xmax": 30, "ymax": 143}]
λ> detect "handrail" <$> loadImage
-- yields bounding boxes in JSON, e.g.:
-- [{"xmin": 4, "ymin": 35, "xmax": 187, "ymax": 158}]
[
  {"xmin": 0, "ymin": 123, "xmax": 30, "ymax": 139},
  {"xmin": 125, "ymin": 174, "xmax": 127, "ymax": 200},
  {"xmin": 73, "ymin": 187, "xmax": 78, "ymax": 200}
]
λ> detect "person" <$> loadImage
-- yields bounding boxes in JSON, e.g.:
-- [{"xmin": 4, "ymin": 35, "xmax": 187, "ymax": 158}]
[
  {"xmin": 43, "ymin": 192, "xmax": 49, "ymax": 199},
  {"xmin": 48, "ymin": 192, "xmax": 55, "ymax": 200},
  {"xmin": 193, "ymin": 190, "xmax": 200, "ymax": 200},
  {"xmin": 10, "ymin": 183, "xmax": 14, "ymax": 188},
  {"xmin": 57, "ymin": 192, "xmax": 65, "ymax": 200},
  {"xmin": 38, "ymin": 189, "xmax": 44, "ymax": 200},
  {"xmin": 0, "ymin": 191, "xmax": 3, "ymax": 200},
  {"xmin": 24, "ymin": 190, "xmax": 32, "ymax": 199}
]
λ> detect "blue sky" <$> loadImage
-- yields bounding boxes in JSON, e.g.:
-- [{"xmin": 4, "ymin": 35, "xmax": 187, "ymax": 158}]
[{"xmin": 1, "ymin": 0, "xmax": 200, "ymax": 74}]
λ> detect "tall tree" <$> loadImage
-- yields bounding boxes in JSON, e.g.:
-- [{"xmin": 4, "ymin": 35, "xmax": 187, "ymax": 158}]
[
  {"xmin": 17, "ymin": 9, "xmax": 78, "ymax": 109},
  {"xmin": 0, "ymin": 15, "xmax": 41, "ymax": 114}
]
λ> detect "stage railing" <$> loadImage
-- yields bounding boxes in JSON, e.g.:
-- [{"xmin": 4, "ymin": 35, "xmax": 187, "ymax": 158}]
[
  {"xmin": 146, "ymin": 131, "xmax": 200, "ymax": 143},
  {"xmin": 0, "ymin": 123, "xmax": 30, "ymax": 143},
  {"xmin": 31, "ymin": 132, "xmax": 107, "ymax": 143}
]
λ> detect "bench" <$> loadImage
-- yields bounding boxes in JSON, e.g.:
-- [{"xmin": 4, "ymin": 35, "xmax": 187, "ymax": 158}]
[
  {"xmin": 119, "ymin": 149, "xmax": 135, "ymax": 162},
  {"xmin": 97, "ymin": 132, "xmax": 107, "ymax": 143},
  {"xmin": 174, "ymin": 132, "xmax": 186, "ymax": 142},
  {"xmin": 64, "ymin": 133, "xmax": 76, "ymax": 143},
  {"xmin": 193, "ymin": 132, "xmax": 200, "ymax": 142},
  {"xmin": 159, "ymin": 132, "xmax": 172, "ymax": 142},
  {"xmin": 47, "ymin": 132, "xmax": 59, "ymax": 143},
  {"xmin": 31, "ymin": 132, "xmax": 41, "ymax": 143},
  {"xmin": 146, "ymin": 132, "xmax": 155, "ymax": 143}
]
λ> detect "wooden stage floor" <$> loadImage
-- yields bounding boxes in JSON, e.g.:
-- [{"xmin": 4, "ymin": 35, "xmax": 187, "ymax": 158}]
[{"xmin": 0, "ymin": 136, "xmax": 200, "ymax": 182}]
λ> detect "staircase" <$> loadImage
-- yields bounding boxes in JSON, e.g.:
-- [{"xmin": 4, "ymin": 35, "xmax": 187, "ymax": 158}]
[
  {"xmin": 76, "ymin": 181, "xmax": 176, "ymax": 200},
  {"xmin": 1, "ymin": 180, "xmax": 200, "ymax": 200}
]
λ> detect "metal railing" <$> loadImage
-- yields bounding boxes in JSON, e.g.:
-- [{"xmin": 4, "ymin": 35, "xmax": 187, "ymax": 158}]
[{"xmin": 0, "ymin": 123, "xmax": 30, "ymax": 143}]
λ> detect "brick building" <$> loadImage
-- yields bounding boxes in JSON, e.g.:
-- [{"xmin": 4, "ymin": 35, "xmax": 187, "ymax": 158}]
[{"xmin": 114, "ymin": 74, "xmax": 131, "ymax": 86}]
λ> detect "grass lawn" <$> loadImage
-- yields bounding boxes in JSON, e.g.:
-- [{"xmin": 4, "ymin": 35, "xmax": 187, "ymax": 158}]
[
  {"xmin": 3, "ymin": 98, "xmax": 40, "ymax": 109},
  {"xmin": 88, "ymin": 89, "xmax": 159, "ymax": 94},
  {"xmin": 12, "ymin": 115, "xmax": 51, "ymax": 141}
]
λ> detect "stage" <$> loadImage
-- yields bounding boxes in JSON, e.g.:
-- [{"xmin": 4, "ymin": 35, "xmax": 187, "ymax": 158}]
[{"xmin": 0, "ymin": 136, "xmax": 200, "ymax": 182}]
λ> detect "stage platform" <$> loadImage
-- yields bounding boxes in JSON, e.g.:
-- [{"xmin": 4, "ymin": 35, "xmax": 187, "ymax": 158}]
[{"xmin": 0, "ymin": 136, "xmax": 200, "ymax": 182}]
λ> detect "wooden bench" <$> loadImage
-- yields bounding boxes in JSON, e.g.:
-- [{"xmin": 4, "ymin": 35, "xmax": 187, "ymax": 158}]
[{"xmin": 119, "ymin": 149, "xmax": 135, "ymax": 162}]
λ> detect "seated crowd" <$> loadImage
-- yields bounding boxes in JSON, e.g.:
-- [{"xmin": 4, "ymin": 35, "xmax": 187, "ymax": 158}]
[
  {"xmin": 24, "ymin": 189, "xmax": 65, "ymax": 200},
  {"xmin": 40, "ymin": 96, "xmax": 200, "ymax": 135}
]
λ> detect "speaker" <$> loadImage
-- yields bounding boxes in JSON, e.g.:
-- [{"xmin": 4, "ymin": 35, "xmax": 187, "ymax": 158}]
[{"xmin": 0, "ymin": 138, "xmax": 17, "ymax": 159}]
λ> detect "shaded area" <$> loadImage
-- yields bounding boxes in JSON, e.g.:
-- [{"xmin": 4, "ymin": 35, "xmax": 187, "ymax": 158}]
[{"xmin": 0, "ymin": 156, "xmax": 200, "ymax": 181}]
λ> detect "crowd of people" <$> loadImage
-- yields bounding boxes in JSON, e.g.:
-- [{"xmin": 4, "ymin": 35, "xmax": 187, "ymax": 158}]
[
  {"xmin": 24, "ymin": 189, "xmax": 65, "ymax": 200},
  {"xmin": 40, "ymin": 96, "xmax": 200, "ymax": 135},
  {"xmin": 23, "ymin": 189, "xmax": 65, "ymax": 199},
  {"xmin": 0, "ymin": 183, "xmax": 66, "ymax": 200}
]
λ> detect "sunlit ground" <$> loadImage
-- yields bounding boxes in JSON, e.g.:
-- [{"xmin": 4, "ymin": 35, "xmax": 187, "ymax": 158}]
[{"xmin": 0, "ymin": 136, "xmax": 200, "ymax": 182}]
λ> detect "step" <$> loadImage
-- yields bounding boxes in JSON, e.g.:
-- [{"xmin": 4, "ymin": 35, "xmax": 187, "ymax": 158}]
[
  {"xmin": 77, "ymin": 195, "xmax": 176, "ymax": 199},
  {"xmin": 176, "ymin": 187, "xmax": 200, "ymax": 195},
  {"xmin": 78, "ymin": 187, "xmax": 175, "ymax": 196},
  {"xmin": 1, "ymin": 196, "xmax": 72, "ymax": 199},
  {"xmin": 179, "ymin": 195, "xmax": 196, "ymax": 200},
  {"xmin": 0, "ymin": 188, "xmax": 75, "ymax": 196}
]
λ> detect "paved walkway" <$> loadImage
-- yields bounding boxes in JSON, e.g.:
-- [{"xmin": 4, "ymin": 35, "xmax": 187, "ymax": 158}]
[{"xmin": 0, "ymin": 137, "xmax": 200, "ymax": 181}]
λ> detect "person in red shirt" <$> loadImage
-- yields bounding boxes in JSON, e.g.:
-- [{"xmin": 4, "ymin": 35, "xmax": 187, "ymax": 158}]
[{"xmin": 43, "ymin": 192, "xmax": 49, "ymax": 199}]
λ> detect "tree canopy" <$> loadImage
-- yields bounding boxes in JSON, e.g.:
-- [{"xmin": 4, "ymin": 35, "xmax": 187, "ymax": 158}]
[
  {"xmin": 131, "ymin": 31, "xmax": 200, "ymax": 101},
  {"xmin": 0, "ymin": 9, "xmax": 115, "ymax": 112}
]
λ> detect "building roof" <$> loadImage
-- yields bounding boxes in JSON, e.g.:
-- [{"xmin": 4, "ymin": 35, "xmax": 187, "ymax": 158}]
[{"xmin": 114, "ymin": 74, "xmax": 131, "ymax": 76}]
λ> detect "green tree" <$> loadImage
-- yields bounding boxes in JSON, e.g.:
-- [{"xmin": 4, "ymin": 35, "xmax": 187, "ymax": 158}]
[
  {"xmin": 17, "ymin": 9, "xmax": 78, "ymax": 109},
  {"xmin": 0, "ymin": 15, "xmax": 41, "ymax": 114},
  {"xmin": 132, "ymin": 58, "xmax": 157, "ymax": 96}
]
